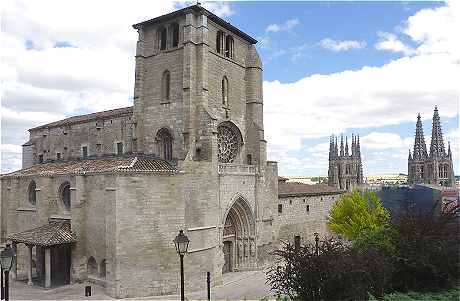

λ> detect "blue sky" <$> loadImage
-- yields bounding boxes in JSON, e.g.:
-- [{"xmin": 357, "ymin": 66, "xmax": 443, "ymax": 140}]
[{"xmin": 1, "ymin": 0, "xmax": 458, "ymax": 177}]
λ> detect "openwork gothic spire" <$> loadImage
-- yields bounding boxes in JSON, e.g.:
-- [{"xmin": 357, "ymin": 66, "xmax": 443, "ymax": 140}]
[
  {"xmin": 356, "ymin": 134, "xmax": 361, "ymax": 158},
  {"xmin": 340, "ymin": 134, "xmax": 344, "ymax": 156},
  {"xmin": 345, "ymin": 136, "xmax": 349, "ymax": 156},
  {"xmin": 429, "ymin": 106, "xmax": 446, "ymax": 158},
  {"xmin": 413, "ymin": 113, "xmax": 427, "ymax": 160}
]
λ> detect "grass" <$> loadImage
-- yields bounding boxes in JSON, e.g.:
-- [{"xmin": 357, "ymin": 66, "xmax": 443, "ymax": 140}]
[
  {"xmin": 261, "ymin": 288, "xmax": 460, "ymax": 300},
  {"xmin": 370, "ymin": 288, "xmax": 460, "ymax": 301}
]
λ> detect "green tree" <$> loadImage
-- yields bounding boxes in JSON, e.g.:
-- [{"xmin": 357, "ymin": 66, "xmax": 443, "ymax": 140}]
[{"xmin": 327, "ymin": 190, "xmax": 393, "ymax": 250}]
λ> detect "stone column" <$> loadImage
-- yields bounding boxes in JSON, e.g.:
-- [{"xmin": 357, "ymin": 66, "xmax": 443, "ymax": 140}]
[
  {"xmin": 45, "ymin": 247, "xmax": 51, "ymax": 288},
  {"xmin": 11, "ymin": 242, "xmax": 17, "ymax": 280},
  {"xmin": 27, "ymin": 245, "xmax": 33, "ymax": 285}
]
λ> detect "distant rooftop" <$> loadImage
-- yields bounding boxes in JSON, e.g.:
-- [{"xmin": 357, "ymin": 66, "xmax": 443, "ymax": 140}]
[
  {"xmin": 278, "ymin": 181, "xmax": 343, "ymax": 198},
  {"xmin": 29, "ymin": 106, "xmax": 133, "ymax": 131}
]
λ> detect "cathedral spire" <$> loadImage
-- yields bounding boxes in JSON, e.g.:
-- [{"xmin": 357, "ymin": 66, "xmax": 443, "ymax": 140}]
[
  {"xmin": 351, "ymin": 134, "xmax": 355, "ymax": 157},
  {"xmin": 335, "ymin": 136, "xmax": 338, "ymax": 156},
  {"xmin": 357, "ymin": 134, "xmax": 361, "ymax": 158},
  {"xmin": 429, "ymin": 106, "xmax": 446, "ymax": 158},
  {"xmin": 408, "ymin": 149, "xmax": 412, "ymax": 160},
  {"xmin": 340, "ymin": 134, "xmax": 344, "ymax": 156},
  {"xmin": 329, "ymin": 135, "xmax": 334, "ymax": 159},
  {"xmin": 448, "ymin": 141, "xmax": 452, "ymax": 158},
  {"xmin": 345, "ymin": 136, "xmax": 349, "ymax": 156},
  {"xmin": 413, "ymin": 113, "xmax": 428, "ymax": 160}
]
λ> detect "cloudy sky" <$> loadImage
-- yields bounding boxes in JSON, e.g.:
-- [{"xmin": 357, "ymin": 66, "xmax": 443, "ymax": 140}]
[{"xmin": 1, "ymin": 0, "xmax": 459, "ymax": 176}]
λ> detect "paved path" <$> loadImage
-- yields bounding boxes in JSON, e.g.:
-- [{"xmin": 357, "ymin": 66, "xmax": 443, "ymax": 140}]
[{"xmin": 9, "ymin": 270, "xmax": 273, "ymax": 300}]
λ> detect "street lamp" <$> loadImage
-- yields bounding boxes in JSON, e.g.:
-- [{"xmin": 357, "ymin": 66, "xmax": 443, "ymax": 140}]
[
  {"xmin": 1, "ymin": 246, "xmax": 3, "ymax": 300},
  {"xmin": 314, "ymin": 232, "xmax": 319, "ymax": 256},
  {"xmin": 174, "ymin": 230, "xmax": 190, "ymax": 301},
  {"xmin": 0, "ymin": 244, "xmax": 16, "ymax": 301}
]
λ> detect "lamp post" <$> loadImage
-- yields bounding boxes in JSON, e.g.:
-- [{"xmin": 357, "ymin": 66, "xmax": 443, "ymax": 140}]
[
  {"xmin": 174, "ymin": 230, "xmax": 190, "ymax": 301},
  {"xmin": 1, "ymin": 253, "xmax": 3, "ymax": 300},
  {"xmin": 314, "ymin": 232, "xmax": 319, "ymax": 256},
  {"xmin": 0, "ymin": 244, "xmax": 16, "ymax": 301},
  {"xmin": 1, "ymin": 260, "xmax": 3, "ymax": 300}
]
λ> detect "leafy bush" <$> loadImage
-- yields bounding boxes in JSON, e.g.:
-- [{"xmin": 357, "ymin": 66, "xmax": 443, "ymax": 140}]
[
  {"xmin": 390, "ymin": 203, "xmax": 459, "ymax": 291},
  {"xmin": 369, "ymin": 288, "xmax": 460, "ymax": 301},
  {"xmin": 266, "ymin": 238, "xmax": 394, "ymax": 300},
  {"xmin": 327, "ymin": 190, "xmax": 394, "ymax": 251},
  {"xmin": 267, "ymin": 199, "xmax": 459, "ymax": 300}
]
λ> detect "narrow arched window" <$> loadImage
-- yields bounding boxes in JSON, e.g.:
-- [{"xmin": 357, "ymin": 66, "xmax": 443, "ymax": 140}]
[
  {"xmin": 216, "ymin": 31, "xmax": 224, "ymax": 54},
  {"xmin": 157, "ymin": 128, "xmax": 173, "ymax": 161},
  {"xmin": 159, "ymin": 27, "xmax": 167, "ymax": 50},
  {"xmin": 87, "ymin": 257, "xmax": 97, "ymax": 276},
  {"xmin": 222, "ymin": 76, "xmax": 228, "ymax": 106},
  {"xmin": 225, "ymin": 35, "xmax": 234, "ymax": 58},
  {"xmin": 171, "ymin": 23, "xmax": 179, "ymax": 47},
  {"xmin": 28, "ymin": 180, "xmax": 37, "ymax": 205},
  {"xmin": 99, "ymin": 259, "xmax": 106, "ymax": 278},
  {"xmin": 162, "ymin": 70, "xmax": 171, "ymax": 101},
  {"xmin": 60, "ymin": 181, "xmax": 71, "ymax": 211}
]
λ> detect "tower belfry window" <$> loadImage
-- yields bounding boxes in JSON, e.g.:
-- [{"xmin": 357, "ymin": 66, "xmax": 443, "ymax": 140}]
[
  {"xmin": 225, "ymin": 35, "xmax": 234, "ymax": 58},
  {"xmin": 162, "ymin": 70, "xmax": 171, "ymax": 101},
  {"xmin": 171, "ymin": 23, "xmax": 179, "ymax": 47},
  {"xmin": 159, "ymin": 27, "xmax": 167, "ymax": 50},
  {"xmin": 216, "ymin": 31, "xmax": 224, "ymax": 54},
  {"xmin": 222, "ymin": 76, "xmax": 228, "ymax": 106},
  {"xmin": 157, "ymin": 128, "xmax": 173, "ymax": 161}
]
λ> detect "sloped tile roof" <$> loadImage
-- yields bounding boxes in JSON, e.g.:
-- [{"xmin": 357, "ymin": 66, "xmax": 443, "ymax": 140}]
[
  {"xmin": 279, "ymin": 182, "xmax": 343, "ymax": 198},
  {"xmin": 1, "ymin": 156, "xmax": 177, "ymax": 178},
  {"xmin": 8, "ymin": 221, "xmax": 77, "ymax": 247},
  {"xmin": 29, "ymin": 106, "xmax": 133, "ymax": 131}
]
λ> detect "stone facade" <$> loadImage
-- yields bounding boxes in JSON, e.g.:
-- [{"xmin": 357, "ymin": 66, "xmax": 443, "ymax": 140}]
[
  {"xmin": 1, "ymin": 4, "xmax": 343, "ymax": 298},
  {"xmin": 22, "ymin": 107, "xmax": 135, "ymax": 167},
  {"xmin": 277, "ymin": 179, "xmax": 342, "ymax": 245},
  {"xmin": 328, "ymin": 134, "xmax": 363, "ymax": 191},
  {"xmin": 408, "ymin": 107, "xmax": 454, "ymax": 187}
]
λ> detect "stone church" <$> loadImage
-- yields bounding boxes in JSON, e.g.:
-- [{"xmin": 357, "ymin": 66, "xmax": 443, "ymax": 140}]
[
  {"xmin": 408, "ymin": 107, "xmax": 455, "ymax": 187},
  {"xmin": 328, "ymin": 134, "xmax": 363, "ymax": 191},
  {"xmin": 0, "ymin": 4, "xmax": 342, "ymax": 298}
]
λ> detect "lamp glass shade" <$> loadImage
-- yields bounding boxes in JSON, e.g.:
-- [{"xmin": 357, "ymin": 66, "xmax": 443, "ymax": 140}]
[
  {"xmin": 174, "ymin": 230, "xmax": 190, "ymax": 255},
  {"xmin": 0, "ymin": 245, "xmax": 16, "ymax": 271}
]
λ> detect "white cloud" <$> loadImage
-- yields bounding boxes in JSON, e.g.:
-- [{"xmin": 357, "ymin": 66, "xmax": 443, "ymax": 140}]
[
  {"xmin": 265, "ymin": 18, "xmax": 300, "ymax": 33},
  {"xmin": 375, "ymin": 0, "xmax": 459, "ymax": 57},
  {"xmin": 403, "ymin": 2, "xmax": 459, "ymax": 56},
  {"xmin": 375, "ymin": 32, "xmax": 416, "ymax": 56},
  {"xmin": 265, "ymin": 53, "xmax": 457, "ymax": 152},
  {"xmin": 319, "ymin": 38, "xmax": 366, "ymax": 52},
  {"xmin": 361, "ymin": 132, "xmax": 412, "ymax": 150},
  {"xmin": 201, "ymin": 1, "xmax": 235, "ymax": 18}
]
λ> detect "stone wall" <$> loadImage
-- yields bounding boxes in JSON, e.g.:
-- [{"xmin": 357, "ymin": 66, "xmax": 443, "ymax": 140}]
[
  {"xmin": 110, "ymin": 173, "xmax": 187, "ymax": 298},
  {"xmin": 275, "ymin": 193, "xmax": 340, "ymax": 246},
  {"xmin": 23, "ymin": 112, "xmax": 135, "ymax": 168}
]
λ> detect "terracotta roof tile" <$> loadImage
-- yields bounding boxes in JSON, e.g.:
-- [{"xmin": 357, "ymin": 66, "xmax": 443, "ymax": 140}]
[
  {"xmin": 8, "ymin": 221, "xmax": 77, "ymax": 246},
  {"xmin": 279, "ymin": 182, "xmax": 343, "ymax": 198},
  {"xmin": 30, "ymin": 106, "xmax": 133, "ymax": 131},
  {"xmin": 1, "ymin": 156, "xmax": 176, "ymax": 178}
]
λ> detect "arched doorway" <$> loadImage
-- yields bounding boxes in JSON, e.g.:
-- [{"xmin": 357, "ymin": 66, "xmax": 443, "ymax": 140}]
[{"xmin": 222, "ymin": 197, "xmax": 256, "ymax": 273}]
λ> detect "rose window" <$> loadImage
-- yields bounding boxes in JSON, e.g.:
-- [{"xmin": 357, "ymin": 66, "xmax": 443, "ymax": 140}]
[{"xmin": 218, "ymin": 126, "xmax": 239, "ymax": 163}]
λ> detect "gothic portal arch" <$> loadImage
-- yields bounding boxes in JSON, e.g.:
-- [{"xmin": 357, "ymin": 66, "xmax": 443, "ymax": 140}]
[{"xmin": 222, "ymin": 196, "xmax": 256, "ymax": 273}]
